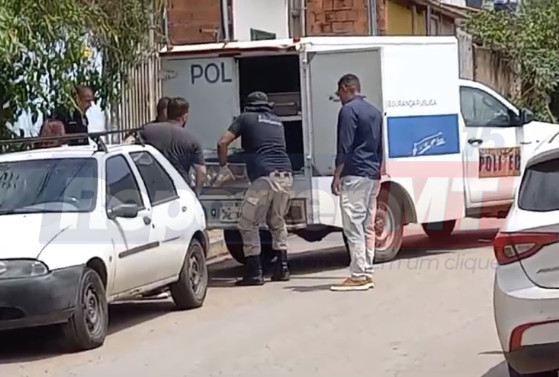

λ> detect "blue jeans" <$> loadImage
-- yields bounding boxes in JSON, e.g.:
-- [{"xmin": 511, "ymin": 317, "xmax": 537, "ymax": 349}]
[{"xmin": 340, "ymin": 175, "xmax": 380, "ymax": 279}]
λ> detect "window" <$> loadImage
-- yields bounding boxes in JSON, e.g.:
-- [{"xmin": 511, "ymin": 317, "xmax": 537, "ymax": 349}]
[
  {"xmin": 250, "ymin": 29, "xmax": 276, "ymax": 41},
  {"xmin": 460, "ymin": 86, "xmax": 512, "ymax": 127},
  {"xmin": 130, "ymin": 151, "xmax": 178, "ymax": 206},
  {"xmin": 0, "ymin": 158, "xmax": 97, "ymax": 214},
  {"xmin": 105, "ymin": 155, "xmax": 144, "ymax": 210},
  {"xmin": 518, "ymin": 159, "xmax": 559, "ymax": 212}
]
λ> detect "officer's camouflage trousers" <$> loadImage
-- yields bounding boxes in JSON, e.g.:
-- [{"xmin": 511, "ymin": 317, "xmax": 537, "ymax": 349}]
[{"xmin": 238, "ymin": 171, "xmax": 293, "ymax": 257}]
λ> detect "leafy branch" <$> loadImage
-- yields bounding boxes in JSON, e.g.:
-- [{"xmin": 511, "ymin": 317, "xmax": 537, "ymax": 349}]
[
  {"xmin": 464, "ymin": 0, "xmax": 559, "ymax": 122},
  {"xmin": 0, "ymin": 0, "xmax": 165, "ymax": 136}
]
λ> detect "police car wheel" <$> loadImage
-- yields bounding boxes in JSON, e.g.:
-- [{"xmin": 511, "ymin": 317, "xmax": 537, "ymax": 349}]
[
  {"xmin": 342, "ymin": 189, "xmax": 404, "ymax": 265},
  {"xmin": 61, "ymin": 268, "xmax": 108, "ymax": 351},
  {"xmin": 223, "ymin": 229, "xmax": 277, "ymax": 265},
  {"xmin": 170, "ymin": 239, "xmax": 208, "ymax": 310}
]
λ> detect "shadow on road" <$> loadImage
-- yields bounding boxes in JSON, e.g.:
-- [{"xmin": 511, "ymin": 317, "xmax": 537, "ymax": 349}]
[
  {"xmin": 0, "ymin": 300, "xmax": 176, "ymax": 364},
  {"xmin": 481, "ymin": 361, "xmax": 508, "ymax": 377},
  {"xmin": 209, "ymin": 227, "xmax": 501, "ymax": 288}
]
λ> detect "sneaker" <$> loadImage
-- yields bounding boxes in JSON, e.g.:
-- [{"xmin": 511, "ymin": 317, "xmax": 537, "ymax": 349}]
[{"xmin": 330, "ymin": 277, "xmax": 374, "ymax": 291}]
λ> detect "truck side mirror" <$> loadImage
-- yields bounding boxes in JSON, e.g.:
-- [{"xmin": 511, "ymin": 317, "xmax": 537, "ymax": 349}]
[{"xmin": 520, "ymin": 108, "xmax": 535, "ymax": 125}]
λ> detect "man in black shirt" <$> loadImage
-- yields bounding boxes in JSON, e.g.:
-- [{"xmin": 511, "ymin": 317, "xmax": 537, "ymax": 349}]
[
  {"xmin": 217, "ymin": 91, "xmax": 293, "ymax": 286},
  {"xmin": 137, "ymin": 97, "xmax": 206, "ymax": 195},
  {"xmin": 330, "ymin": 74, "xmax": 384, "ymax": 292},
  {"xmin": 52, "ymin": 85, "xmax": 95, "ymax": 146}
]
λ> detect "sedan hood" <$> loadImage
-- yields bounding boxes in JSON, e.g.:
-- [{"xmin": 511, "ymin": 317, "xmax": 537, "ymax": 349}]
[{"xmin": 0, "ymin": 214, "xmax": 70, "ymax": 259}]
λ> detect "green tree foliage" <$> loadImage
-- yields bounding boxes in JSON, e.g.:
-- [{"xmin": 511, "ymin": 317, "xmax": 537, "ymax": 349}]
[
  {"xmin": 464, "ymin": 0, "xmax": 559, "ymax": 122},
  {"xmin": 0, "ymin": 0, "xmax": 164, "ymax": 137}
]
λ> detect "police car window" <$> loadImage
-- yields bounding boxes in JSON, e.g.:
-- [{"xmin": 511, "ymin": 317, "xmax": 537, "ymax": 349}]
[
  {"xmin": 130, "ymin": 151, "xmax": 178, "ymax": 206},
  {"xmin": 460, "ymin": 87, "xmax": 510, "ymax": 127},
  {"xmin": 105, "ymin": 155, "xmax": 144, "ymax": 210}
]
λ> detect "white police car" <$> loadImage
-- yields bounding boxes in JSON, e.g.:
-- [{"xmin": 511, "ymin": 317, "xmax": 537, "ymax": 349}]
[{"xmin": 0, "ymin": 137, "xmax": 209, "ymax": 351}]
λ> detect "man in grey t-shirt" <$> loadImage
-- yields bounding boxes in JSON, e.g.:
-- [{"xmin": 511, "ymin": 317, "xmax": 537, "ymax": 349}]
[{"xmin": 137, "ymin": 97, "xmax": 207, "ymax": 195}]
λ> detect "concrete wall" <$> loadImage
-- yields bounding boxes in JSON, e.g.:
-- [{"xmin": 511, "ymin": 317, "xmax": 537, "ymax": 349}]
[{"xmin": 473, "ymin": 45, "xmax": 518, "ymax": 98}]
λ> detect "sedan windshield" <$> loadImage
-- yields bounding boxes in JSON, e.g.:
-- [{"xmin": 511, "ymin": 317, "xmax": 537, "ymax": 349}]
[{"xmin": 0, "ymin": 158, "xmax": 98, "ymax": 214}]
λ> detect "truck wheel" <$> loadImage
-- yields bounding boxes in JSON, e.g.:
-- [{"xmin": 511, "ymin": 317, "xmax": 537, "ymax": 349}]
[
  {"xmin": 223, "ymin": 229, "xmax": 276, "ymax": 265},
  {"xmin": 170, "ymin": 239, "xmax": 208, "ymax": 310},
  {"xmin": 343, "ymin": 189, "xmax": 404, "ymax": 264},
  {"xmin": 61, "ymin": 268, "xmax": 108, "ymax": 351},
  {"xmin": 421, "ymin": 220, "xmax": 456, "ymax": 239}
]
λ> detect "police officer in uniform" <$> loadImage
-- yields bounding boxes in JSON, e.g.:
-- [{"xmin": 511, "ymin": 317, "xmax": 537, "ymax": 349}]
[
  {"xmin": 217, "ymin": 91, "xmax": 293, "ymax": 286},
  {"xmin": 51, "ymin": 85, "xmax": 94, "ymax": 146}
]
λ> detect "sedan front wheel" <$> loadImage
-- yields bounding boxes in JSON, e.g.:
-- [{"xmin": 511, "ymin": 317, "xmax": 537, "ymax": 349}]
[
  {"xmin": 62, "ymin": 268, "xmax": 108, "ymax": 351},
  {"xmin": 170, "ymin": 239, "xmax": 208, "ymax": 310}
]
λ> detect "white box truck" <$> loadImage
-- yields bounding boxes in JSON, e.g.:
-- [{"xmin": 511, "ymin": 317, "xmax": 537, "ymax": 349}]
[{"xmin": 159, "ymin": 36, "xmax": 558, "ymax": 265}]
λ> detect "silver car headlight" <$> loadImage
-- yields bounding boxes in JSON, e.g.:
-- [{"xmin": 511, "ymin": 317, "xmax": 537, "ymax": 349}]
[{"xmin": 0, "ymin": 260, "xmax": 49, "ymax": 279}]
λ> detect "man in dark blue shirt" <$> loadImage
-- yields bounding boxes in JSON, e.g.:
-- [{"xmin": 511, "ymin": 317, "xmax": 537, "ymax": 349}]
[
  {"xmin": 330, "ymin": 74, "xmax": 384, "ymax": 292},
  {"xmin": 217, "ymin": 91, "xmax": 293, "ymax": 286}
]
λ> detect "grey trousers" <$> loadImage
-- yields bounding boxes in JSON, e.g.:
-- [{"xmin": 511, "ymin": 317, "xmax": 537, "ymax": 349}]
[
  {"xmin": 238, "ymin": 171, "xmax": 293, "ymax": 257},
  {"xmin": 340, "ymin": 175, "xmax": 380, "ymax": 279}
]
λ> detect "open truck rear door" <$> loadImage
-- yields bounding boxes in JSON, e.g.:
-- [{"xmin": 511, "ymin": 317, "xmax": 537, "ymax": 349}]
[
  {"xmin": 299, "ymin": 45, "xmax": 383, "ymax": 227},
  {"xmin": 301, "ymin": 46, "xmax": 384, "ymax": 176}
]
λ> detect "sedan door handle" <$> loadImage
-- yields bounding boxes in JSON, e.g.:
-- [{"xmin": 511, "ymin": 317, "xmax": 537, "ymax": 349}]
[
  {"xmin": 468, "ymin": 138, "xmax": 483, "ymax": 145},
  {"xmin": 520, "ymin": 141, "xmax": 532, "ymax": 145},
  {"xmin": 143, "ymin": 216, "xmax": 152, "ymax": 225}
]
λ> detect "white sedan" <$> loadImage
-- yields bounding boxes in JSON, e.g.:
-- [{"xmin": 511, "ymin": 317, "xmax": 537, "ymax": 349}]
[
  {"xmin": 0, "ymin": 142, "xmax": 209, "ymax": 351},
  {"xmin": 494, "ymin": 131, "xmax": 559, "ymax": 377}
]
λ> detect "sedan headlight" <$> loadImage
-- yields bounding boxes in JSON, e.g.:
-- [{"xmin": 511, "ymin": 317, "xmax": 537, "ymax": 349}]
[{"xmin": 0, "ymin": 260, "xmax": 49, "ymax": 279}]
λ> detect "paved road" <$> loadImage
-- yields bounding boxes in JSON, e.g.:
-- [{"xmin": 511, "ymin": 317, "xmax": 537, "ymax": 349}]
[{"xmin": 0, "ymin": 219, "xmax": 510, "ymax": 377}]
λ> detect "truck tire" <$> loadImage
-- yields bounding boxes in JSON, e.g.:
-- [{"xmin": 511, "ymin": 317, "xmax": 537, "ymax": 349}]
[
  {"xmin": 61, "ymin": 268, "xmax": 108, "ymax": 351},
  {"xmin": 170, "ymin": 239, "xmax": 208, "ymax": 310},
  {"xmin": 223, "ymin": 229, "xmax": 276, "ymax": 265},
  {"xmin": 421, "ymin": 220, "xmax": 456, "ymax": 239},
  {"xmin": 343, "ymin": 189, "xmax": 404, "ymax": 264}
]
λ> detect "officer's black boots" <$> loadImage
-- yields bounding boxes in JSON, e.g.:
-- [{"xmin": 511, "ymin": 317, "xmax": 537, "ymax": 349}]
[
  {"xmin": 235, "ymin": 255, "xmax": 265, "ymax": 286},
  {"xmin": 271, "ymin": 250, "xmax": 290, "ymax": 281}
]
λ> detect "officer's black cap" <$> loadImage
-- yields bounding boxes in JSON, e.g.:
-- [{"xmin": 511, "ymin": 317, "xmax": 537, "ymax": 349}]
[{"xmin": 246, "ymin": 91, "xmax": 270, "ymax": 106}]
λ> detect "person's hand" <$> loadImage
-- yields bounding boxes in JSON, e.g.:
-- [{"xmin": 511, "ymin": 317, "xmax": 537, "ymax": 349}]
[
  {"xmin": 213, "ymin": 165, "xmax": 236, "ymax": 187},
  {"xmin": 331, "ymin": 176, "xmax": 341, "ymax": 196},
  {"xmin": 123, "ymin": 135, "xmax": 136, "ymax": 145}
]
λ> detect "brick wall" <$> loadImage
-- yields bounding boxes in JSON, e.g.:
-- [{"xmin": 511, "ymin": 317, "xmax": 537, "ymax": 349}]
[
  {"xmin": 166, "ymin": 0, "xmax": 378, "ymax": 45},
  {"xmin": 306, "ymin": 0, "xmax": 370, "ymax": 35},
  {"xmin": 167, "ymin": 0, "xmax": 223, "ymax": 45}
]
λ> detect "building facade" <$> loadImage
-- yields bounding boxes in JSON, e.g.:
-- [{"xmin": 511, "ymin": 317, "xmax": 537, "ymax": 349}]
[{"xmin": 164, "ymin": 0, "xmax": 469, "ymax": 45}]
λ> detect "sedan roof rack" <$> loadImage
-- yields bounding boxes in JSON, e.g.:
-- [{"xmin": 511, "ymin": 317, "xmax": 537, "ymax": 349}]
[{"xmin": 0, "ymin": 128, "xmax": 142, "ymax": 154}]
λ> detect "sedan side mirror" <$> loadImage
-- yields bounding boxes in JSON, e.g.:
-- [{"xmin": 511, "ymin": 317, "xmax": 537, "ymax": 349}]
[
  {"xmin": 107, "ymin": 203, "xmax": 140, "ymax": 220},
  {"xmin": 520, "ymin": 108, "xmax": 535, "ymax": 125}
]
